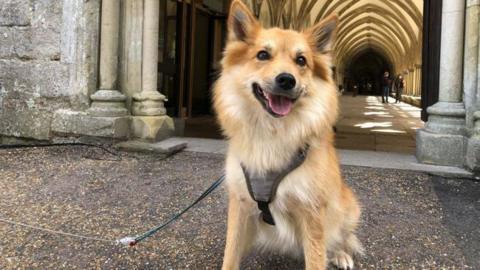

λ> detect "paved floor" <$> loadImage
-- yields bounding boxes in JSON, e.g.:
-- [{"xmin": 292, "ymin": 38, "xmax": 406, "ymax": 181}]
[
  {"xmin": 336, "ymin": 95, "xmax": 424, "ymax": 154},
  {"xmin": 164, "ymin": 137, "xmax": 472, "ymax": 178},
  {"xmin": 181, "ymin": 95, "xmax": 424, "ymax": 154},
  {"xmin": 0, "ymin": 146, "xmax": 478, "ymax": 269}
]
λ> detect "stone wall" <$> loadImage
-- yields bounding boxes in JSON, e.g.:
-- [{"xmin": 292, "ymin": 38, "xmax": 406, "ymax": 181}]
[{"xmin": 0, "ymin": 0, "xmax": 100, "ymax": 141}]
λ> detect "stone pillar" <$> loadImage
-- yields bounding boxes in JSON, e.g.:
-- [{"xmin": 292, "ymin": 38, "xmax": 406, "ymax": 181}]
[
  {"xmin": 88, "ymin": 0, "xmax": 128, "ymax": 117},
  {"xmin": 130, "ymin": 0, "xmax": 174, "ymax": 141},
  {"xmin": 52, "ymin": 0, "xmax": 129, "ymax": 139},
  {"xmin": 417, "ymin": 0, "xmax": 467, "ymax": 166},
  {"xmin": 416, "ymin": 65, "xmax": 422, "ymax": 97},
  {"xmin": 465, "ymin": 0, "xmax": 480, "ymax": 170},
  {"xmin": 408, "ymin": 68, "xmax": 415, "ymax": 95},
  {"xmin": 412, "ymin": 67, "xmax": 418, "ymax": 96},
  {"xmin": 406, "ymin": 70, "xmax": 412, "ymax": 96}
]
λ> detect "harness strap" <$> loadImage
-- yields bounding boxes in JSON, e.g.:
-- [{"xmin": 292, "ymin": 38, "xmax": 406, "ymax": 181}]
[
  {"xmin": 241, "ymin": 145, "xmax": 309, "ymax": 226},
  {"xmin": 257, "ymin": 201, "xmax": 275, "ymax": 225}
]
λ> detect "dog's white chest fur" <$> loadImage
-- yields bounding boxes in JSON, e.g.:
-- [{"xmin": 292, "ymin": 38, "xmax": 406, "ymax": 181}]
[
  {"xmin": 226, "ymin": 153, "xmax": 316, "ymax": 256},
  {"xmin": 254, "ymin": 197, "xmax": 303, "ymax": 256}
]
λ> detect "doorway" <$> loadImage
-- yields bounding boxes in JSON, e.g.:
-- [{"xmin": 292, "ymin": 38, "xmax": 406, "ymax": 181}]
[{"xmin": 158, "ymin": 0, "xmax": 226, "ymax": 117}]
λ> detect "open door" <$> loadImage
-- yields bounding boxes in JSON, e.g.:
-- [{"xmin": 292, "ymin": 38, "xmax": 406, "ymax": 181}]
[{"xmin": 421, "ymin": 0, "xmax": 442, "ymax": 121}]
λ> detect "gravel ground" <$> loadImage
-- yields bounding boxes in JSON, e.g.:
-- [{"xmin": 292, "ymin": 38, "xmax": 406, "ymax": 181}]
[{"xmin": 0, "ymin": 145, "xmax": 478, "ymax": 269}]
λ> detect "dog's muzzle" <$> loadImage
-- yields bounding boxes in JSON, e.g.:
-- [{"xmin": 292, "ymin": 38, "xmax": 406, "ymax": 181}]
[{"xmin": 252, "ymin": 83, "xmax": 300, "ymax": 117}]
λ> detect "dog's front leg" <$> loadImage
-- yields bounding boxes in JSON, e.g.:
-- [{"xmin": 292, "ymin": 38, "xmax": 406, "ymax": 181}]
[
  {"xmin": 301, "ymin": 211, "xmax": 327, "ymax": 270},
  {"xmin": 222, "ymin": 194, "xmax": 255, "ymax": 270}
]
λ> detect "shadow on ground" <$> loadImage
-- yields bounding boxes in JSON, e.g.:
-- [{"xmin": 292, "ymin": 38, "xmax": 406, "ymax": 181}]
[{"xmin": 0, "ymin": 146, "xmax": 478, "ymax": 269}]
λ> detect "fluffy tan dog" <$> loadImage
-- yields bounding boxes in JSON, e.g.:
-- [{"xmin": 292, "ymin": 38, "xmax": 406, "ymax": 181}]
[{"xmin": 213, "ymin": 1, "xmax": 363, "ymax": 269}]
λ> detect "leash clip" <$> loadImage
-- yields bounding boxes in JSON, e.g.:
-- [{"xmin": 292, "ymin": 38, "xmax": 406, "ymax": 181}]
[{"xmin": 116, "ymin": 236, "xmax": 137, "ymax": 246}]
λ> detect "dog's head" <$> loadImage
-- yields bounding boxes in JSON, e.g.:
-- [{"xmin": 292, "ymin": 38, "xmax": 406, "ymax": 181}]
[{"xmin": 214, "ymin": 0, "xmax": 338, "ymax": 137}]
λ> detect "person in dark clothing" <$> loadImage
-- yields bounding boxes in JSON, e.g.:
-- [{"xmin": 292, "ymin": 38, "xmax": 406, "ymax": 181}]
[
  {"xmin": 395, "ymin": 75, "xmax": 406, "ymax": 103},
  {"xmin": 382, "ymin": 71, "xmax": 392, "ymax": 103}
]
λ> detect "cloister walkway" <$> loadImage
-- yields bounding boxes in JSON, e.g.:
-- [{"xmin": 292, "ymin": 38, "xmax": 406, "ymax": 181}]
[{"xmin": 335, "ymin": 95, "xmax": 424, "ymax": 154}]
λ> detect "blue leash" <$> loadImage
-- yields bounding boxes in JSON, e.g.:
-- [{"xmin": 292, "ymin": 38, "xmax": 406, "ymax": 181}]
[
  {"xmin": 0, "ymin": 143, "xmax": 225, "ymax": 246},
  {"xmin": 118, "ymin": 174, "xmax": 226, "ymax": 246}
]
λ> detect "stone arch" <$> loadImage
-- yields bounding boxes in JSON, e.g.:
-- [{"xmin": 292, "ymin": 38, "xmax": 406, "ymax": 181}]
[
  {"xmin": 338, "ymin": 33, "xmax": 402, "ymax": 61},
  {"xmin": 337, "ymin": 4, "xmax": 419, "ymax": 48},
  {"xmin": 335, "ymin": 17, "xmax": 408, "ymax": 53},
  {"xmin": 340, "ymin": 40, "xmax": 400, "ymax": 71},
  {"xmin": 336, "ymin": 26, "xmax": 407, "ymax": 56},
  {"xmin": 245, "ymin": 0, "xmax": 423, "ymax": 99}
]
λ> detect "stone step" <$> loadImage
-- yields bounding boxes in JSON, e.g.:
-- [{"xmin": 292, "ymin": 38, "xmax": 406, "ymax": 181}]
[{"xmin": 115, "ymin": 139, "xmax": 187, "ymax": 155}]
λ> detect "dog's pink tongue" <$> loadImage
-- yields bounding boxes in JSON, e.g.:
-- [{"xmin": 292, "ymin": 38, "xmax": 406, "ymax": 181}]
[{"xmin": 266, "ymin": 92, "xmax": 293, "ymax": 116}]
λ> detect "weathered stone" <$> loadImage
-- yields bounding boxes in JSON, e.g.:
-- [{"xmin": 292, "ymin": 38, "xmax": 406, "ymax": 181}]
[
  {"xmin": 132, "ymin": 91, "xmax": 167, "ymax": 116},
  {"xmin": 130, "ymin": 116, "xmax": 174, "ymax": 141},
  {"xmin": 0, "ymin": 27, "xmax": 15, "ymax": 58},
  {"xmin": 0, "ymin": 57, "xmax": 70, "ymax": 141},
  {"xmin": 87, "ymin": 90, "xmax": 128, "ymax": 117},
  {"xmin": 464, "ymin": 1, "xmax": 480, "ymax": 132},
  {"xmin": 0, "ymin": 107, "xmax": 53, "ymax": 140},
  {"xmin": 0, "ymin": 1, "xmax": 62, "ymax": 60},
  {"xmin": 31, "ymin": 0, "xmax": 62, "ymax": 29},
  {"xmin": 416, "ymin": 129, "xmax": 466, "ymax": 167},
  {"xmin": 424, "ymin": 102, "xmax": 466, "ymax": 135},
  {"xmin": 0, "ymin": 0, "xmax": 32, "ymax": 26},
  {"xmin": 0, "ymin": 60, "xmax": 69, "ymax": 98},
  {"xmin": 51, "ymin": 109, "xmax": 130, "ymax": 138},
  {"xmin": 115, "ymin": 139, "xmax": 186, "ymax": 155},
  {"xmin": 466, "ymin": 137, "xmax": 480, "ymax": 170},
  {"xmin": 418, "ymin": 102, "xmax": 467, "ymax": 166},
  {"xmin": 13, "ymin": 25, "xmax": 61, "ymax": 60},
  {"xmin": 61, "ymin": 0, "xmax": 101, "ymax": 111},
  {"xmin": 119, "ymin": 0, "xmax": 143, "ymax": 98}
]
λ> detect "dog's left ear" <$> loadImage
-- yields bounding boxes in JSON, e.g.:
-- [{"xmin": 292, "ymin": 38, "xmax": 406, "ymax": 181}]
[
  {"xmin": 228, "ymin": 0, "xmax": 259, "ymax": 42},
  {"xmin": 305, "ymin": 14, "xmax": 338, "ymax": 54}
]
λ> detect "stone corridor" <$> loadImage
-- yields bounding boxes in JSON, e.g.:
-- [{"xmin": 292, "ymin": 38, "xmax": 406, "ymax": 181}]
[{"xmin": 336, "ymin": 95, "xmax": 424, "ymax": 154}]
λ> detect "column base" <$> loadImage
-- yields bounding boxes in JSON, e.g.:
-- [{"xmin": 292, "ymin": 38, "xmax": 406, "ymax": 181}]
[
  {"xmin": 130, "ymin": 115, "xmax": 174, "ymax": 141},
  {"xmin": 466, "ymin": 137, "xmax": 480, "ymax": 170},
  {"xmin": 416, "ymin": 129, "xmax": 466, "ymax": 166},
  {"xmin": 51, "ymin": 109, "xmax": 130, "ymax": 138},
  {"xmin": 132, "ymin": 91, "xmax": 166, "ymax": 116},
  {"xmin": 466, "ymin": 111, "xmax": 480, "ymax": 171},
  {"xmin": 417, "ymin": 102, "xmax": 467, "ymax": 167},
  {"xmin": 87, "ymin": 90, "xmax": 128, "ymax": 117},
  {"xmin": 425, "ymin": 102, "xmax": 466, "ymax": 135}
]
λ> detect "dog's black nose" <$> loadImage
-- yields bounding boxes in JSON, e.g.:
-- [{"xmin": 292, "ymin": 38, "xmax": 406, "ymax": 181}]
[{"xmin": 275, "ymin": 73, "xmax": 296, "ymax": 91}]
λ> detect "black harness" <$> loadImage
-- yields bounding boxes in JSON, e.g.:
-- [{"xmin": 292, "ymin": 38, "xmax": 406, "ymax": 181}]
[{"xmin": 241, "ymin": 145, "xmax": 309, "ymax": 225}]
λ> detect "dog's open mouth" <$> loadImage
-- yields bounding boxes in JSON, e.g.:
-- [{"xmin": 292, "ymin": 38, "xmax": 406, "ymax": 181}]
[{"xmin": 253, "ymin": 83, "xmax": 297, "ymax": 117}]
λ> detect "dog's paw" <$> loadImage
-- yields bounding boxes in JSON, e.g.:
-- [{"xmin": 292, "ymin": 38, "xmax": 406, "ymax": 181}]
[{"xmin": 330, "ymin": 251, "xmax": 354, "ymax": 270}]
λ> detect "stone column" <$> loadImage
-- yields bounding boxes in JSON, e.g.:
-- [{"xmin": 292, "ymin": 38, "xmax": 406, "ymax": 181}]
[
  {"xmin": 413, "ymin": 70, "xmax": 416, "ymax": 95},
  {"xmin": 88, "ymin": 0, "xmax": 128, "ymax": 117},
  {"xmin": 408, "ymin": 67, "xmax": 414, "ymax": 95},
  {"xmin": 465, "ymin": 0, "xmax": 480, "ymax": 170},
  {"xmin": 131, "ymin": 0, "xmax": 174, "ymax": 141},
  {"xmin": 406, "ymin": 70, "xmax": 412, "ymax": 96},
  {"xmin": 417, "ymin": 0, "xmax": 467, "ymax": 166},
  {"xmin": 416, "ymin": 65, "xmax": 422, "ymax": 97}
]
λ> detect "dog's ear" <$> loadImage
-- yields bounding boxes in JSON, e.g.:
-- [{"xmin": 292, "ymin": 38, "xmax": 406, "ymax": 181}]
[
  {"xmin": 305, "ymin": 14, "xmax": 338, "ymax": 53},
  {"xmin": 228, "ymin": 0, "xmax": 259, "ymax": 42}
]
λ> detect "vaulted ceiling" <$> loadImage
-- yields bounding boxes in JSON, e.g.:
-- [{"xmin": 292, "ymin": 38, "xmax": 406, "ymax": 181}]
[{"xmin": 245, "ymin": 0, "xmax": 423, "ymax": 75}]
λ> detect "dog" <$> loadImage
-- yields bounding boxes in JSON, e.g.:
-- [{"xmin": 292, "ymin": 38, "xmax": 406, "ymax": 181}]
[{"xmin": 213, "ymin": 1, "xmax": 363, "ymax": 269}]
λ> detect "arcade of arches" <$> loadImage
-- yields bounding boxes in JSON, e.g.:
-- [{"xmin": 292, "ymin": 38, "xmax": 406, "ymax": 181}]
[
  {"xmin": 184, "ymin": 0, "xmax": 425, "ymax": 148},
  {"xmin": 11, "ymin": 0, "xmax": 478, "ymax": 170},
  {"xmin": 245, "ymin": 0, "xmax": 424, "ymax": 105},
  {"xmin": 235, "ymin": 0, "xmax": 426, "ymax": 153}
]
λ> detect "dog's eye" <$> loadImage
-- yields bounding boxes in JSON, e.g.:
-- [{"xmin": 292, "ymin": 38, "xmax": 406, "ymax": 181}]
[
  {"xmin": 296, "ymin": 56, "xmax": 307, "ymax": 67},
  {"xmin": 257, "ymin": 50, "xmax": 270, "ymax": 61}
]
